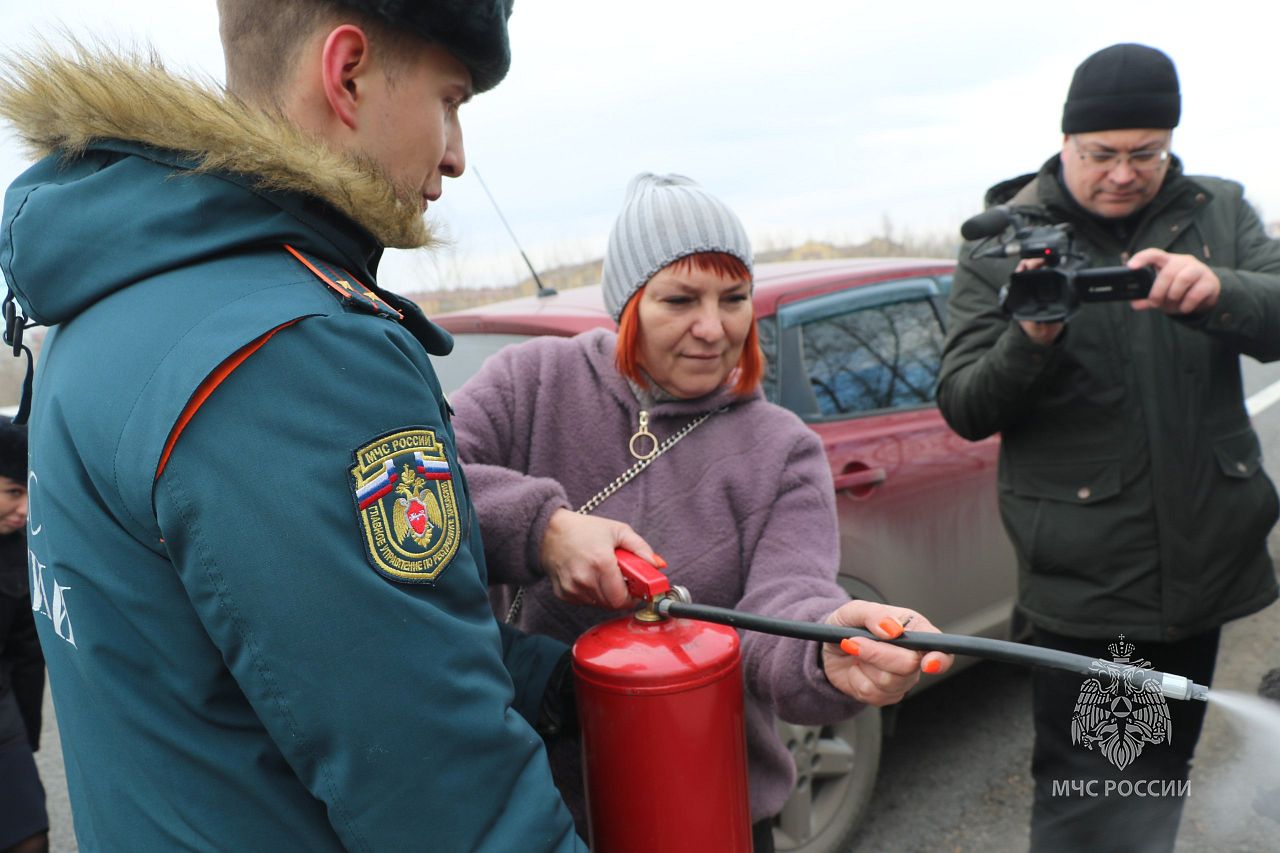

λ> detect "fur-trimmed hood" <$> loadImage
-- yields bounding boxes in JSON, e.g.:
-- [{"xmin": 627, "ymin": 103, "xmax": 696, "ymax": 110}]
[
  {"xmin": 0, "ymin": 43, "xmax": 432, "ymax": 250},
  {"xmin": 1, "ymin": 44, "xmax": 442, "ymax": 327}
]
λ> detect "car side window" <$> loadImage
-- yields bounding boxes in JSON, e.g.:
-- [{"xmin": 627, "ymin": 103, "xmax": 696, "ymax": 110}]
[
  {"xmin": 801, "ymin": 298, "xmax": 943, "ymax": 416},
  {"xmin": 771, "ymin": 277, "xmax": 946, "ymax": 420}
]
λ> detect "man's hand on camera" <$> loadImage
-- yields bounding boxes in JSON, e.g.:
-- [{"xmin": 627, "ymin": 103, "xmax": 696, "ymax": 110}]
[
  {"xmin": 1012, "ymin": 257, "xmax": 1065, "ymax": 345},
  {"xmin": 1128, "ymin": 248, "xmax": 1220, "ymax": 315}
]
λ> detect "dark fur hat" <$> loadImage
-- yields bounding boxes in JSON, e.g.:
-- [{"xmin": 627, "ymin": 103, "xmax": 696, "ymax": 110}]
[{"xmin": 338, "ymin": 0, "xmax": 515, "ymax": 93}]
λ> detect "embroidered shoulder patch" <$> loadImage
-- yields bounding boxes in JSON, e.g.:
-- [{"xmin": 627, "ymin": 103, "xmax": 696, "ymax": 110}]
[{"xmin": 351, "ymin": 429, "xmax": 462, "ymax": 583}]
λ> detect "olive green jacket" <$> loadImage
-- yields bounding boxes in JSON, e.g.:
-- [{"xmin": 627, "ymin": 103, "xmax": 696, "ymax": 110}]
[{"xmin": 938, "ymin": 155, "xmax": 1280, "ymax": 643}]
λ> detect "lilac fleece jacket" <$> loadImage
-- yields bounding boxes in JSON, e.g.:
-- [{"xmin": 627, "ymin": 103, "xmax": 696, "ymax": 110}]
[{"xmin": 450, "ymin": 327, "xmax": 860, "ymax": 824}]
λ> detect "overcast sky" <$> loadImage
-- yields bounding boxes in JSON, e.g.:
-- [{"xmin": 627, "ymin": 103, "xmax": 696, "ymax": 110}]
[{"xmin": 2, "ymin": 0, "xmax": 1275, "ymax": 293}]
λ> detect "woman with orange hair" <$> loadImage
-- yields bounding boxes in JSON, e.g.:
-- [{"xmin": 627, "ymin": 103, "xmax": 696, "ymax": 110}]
[{"xmin": 450, "ymin": 173, "xmax": 950, "ymax": 850}]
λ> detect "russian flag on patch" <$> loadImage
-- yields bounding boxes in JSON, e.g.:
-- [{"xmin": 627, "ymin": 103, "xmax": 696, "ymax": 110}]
[
  {"xmin": 416, "ymin": 452, "xmax": 452, "ymax": 481},
  {"xmin": 357, "ymin": 459, "xmax": 398, "ymax": 509}
]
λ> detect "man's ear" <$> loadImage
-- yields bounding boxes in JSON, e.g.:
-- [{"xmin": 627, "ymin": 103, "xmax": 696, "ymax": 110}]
[{"xmin": 320, "ymin": 25, "xmax": 372, "ymax": 131}]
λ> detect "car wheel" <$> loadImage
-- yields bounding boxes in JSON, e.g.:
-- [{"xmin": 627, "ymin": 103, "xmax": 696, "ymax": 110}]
[{"xmin": 771, "ymin": 706, "xmax": 882, "ymax": 853}]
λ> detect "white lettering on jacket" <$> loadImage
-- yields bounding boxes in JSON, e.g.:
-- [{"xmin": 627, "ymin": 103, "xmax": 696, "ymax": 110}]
[{"xmin": 27, "ymin": 469, "xmax": 75, "ymax": 647}]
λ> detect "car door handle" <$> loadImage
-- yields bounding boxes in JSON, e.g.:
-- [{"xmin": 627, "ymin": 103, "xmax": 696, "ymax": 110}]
[{"xmin": 833, "ymin": 466, "xmax": 887, "ymax": 493}]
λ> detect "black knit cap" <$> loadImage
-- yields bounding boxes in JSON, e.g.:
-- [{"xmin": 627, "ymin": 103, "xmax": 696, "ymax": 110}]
[
  {"xmin": 1062, "ymin": 43, "xmax": 1181, "ymax": 134},
  {"xmin": 337, "ymin": 0, "xmax": 515, "ymax": 93},
  {"xmin": 0, "ymin": 416, "xmax": 27, "ymax": 484}
]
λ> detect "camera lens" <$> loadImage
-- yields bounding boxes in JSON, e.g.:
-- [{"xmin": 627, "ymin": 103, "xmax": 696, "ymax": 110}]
[{"xmin": 1035, "ymin": 278, "xmax": 1059, "ymax": 304}]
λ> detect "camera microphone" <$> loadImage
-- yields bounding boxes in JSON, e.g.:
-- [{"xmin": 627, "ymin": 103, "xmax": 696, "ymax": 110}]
[
  {"xmin": 976, "ymin": 242, "xmax": 1022, "ymax": 259},
  {"xmin": 960, "ymin": 205, "xmax": 1013, "ymax": 241}
]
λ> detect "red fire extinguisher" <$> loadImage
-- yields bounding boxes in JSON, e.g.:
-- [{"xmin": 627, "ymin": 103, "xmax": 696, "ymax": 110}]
[{"xmin": 573, "ymin": 550, "xmax": 752, "ymax": 852}]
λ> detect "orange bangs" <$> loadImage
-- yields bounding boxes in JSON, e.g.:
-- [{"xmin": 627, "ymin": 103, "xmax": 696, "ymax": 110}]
[{"xmin": 615, "ymin": 251, "xmax": 762, "ymax": 397}]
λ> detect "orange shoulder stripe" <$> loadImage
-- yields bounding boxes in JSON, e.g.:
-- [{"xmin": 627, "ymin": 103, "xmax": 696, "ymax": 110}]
[
  {"xmin": 283, "ymin": 243, "xmax": 402, "ymax": 320},
  {"xmin": 155, "ymin": 319, "xmax": 301, "ymax": 481},
  {"xmin": 284, "ymin": 244, "xmax": 355, "ymax": 300}
]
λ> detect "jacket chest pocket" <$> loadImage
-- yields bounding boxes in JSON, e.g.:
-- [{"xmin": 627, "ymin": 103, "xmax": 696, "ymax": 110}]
[
  {"xmin": 1001, "ymin": 457, "xmax": 1138, "ymax": 578},
  {"xmin": 1160, "ymin": 219, "xmax": 1225, "ymax": 266},
  {"xmin": 1201, "ymin": 427, "xmax": 1280, "ymax": 562},
  {"xmin": 1213, "ymin": 428, "xmax": 1263, "ymax": 479},
  {"xmin": 1010, "ymin": 458, "xmax": 1122, "ymax": 505}
]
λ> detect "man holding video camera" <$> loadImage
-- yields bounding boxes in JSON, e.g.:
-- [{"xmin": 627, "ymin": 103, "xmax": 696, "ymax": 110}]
[{"xmin": 938, "ymin": 43, "xmax": 1280, "ymax": 852}]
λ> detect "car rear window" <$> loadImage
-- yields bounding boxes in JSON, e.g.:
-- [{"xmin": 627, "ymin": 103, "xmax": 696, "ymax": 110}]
[{"xmin": 433, "ymin": 333, "xmax": 534, "ymax": 394}]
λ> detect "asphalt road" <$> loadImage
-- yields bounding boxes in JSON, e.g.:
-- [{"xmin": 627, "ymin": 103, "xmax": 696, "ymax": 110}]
[{"xmin": 33, "ymin": 361, "xmax": 1280, "ymax": 853}]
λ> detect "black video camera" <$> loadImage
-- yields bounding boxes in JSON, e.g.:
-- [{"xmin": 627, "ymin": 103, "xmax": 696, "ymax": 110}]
[{"xmin": 960, "ymin": 205, "xmax": 1154, "ymax": 323}]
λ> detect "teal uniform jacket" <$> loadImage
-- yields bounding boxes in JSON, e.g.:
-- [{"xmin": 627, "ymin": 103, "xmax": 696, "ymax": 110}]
[{"xmin": 0, "ymin": 53, "xmax": 585, "ymax": 851}]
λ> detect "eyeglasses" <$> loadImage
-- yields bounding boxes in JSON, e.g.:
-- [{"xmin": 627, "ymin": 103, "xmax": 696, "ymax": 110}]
[{"xmin": 1073, "ymin": 139, "xmax": 1170, "ymax": 172}]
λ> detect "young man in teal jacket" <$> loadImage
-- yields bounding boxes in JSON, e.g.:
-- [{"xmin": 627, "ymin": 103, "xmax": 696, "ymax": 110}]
[{"xmin": 0, "ymin": 1, "xmax": 650, "ymax": 848}]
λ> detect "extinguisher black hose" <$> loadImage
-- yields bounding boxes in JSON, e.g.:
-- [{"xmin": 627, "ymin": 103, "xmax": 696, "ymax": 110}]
[{"xmin": 656, "ymin": 599, "xmax": 1209, "ymax": 701}]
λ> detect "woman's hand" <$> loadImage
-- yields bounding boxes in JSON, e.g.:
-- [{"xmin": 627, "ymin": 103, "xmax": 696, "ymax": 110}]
[
  {"xmin": 538, "ymin": 509, "xmax": 659, "ymax": 609},
  {"xmin": 819, "ymin": 601, "xmax": 954, "ymax": 706}
]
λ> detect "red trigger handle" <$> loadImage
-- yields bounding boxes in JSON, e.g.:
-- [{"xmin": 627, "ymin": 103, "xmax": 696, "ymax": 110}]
[{"xmin": 614, "ymin": 549, "xmax": 670, "ymax": 600}]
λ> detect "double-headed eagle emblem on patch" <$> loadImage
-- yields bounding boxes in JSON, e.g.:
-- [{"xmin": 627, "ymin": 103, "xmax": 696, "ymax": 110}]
[
  {"xmin": 391, "ymin": 466, "xmax": 444, "ymax": 545},
  {"xmin": 351, "ymin": 428, "xmax": 462, "ymax": 583},
  {"xmin": 1071, "ymin": 635, "xmax": 1172, "ymax": 770}
]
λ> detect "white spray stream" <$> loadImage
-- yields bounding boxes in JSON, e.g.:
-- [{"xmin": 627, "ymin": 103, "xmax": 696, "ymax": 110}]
[{"xmin": 1188, "ymin": 689, "xmax": 1280, "ymax": 840}]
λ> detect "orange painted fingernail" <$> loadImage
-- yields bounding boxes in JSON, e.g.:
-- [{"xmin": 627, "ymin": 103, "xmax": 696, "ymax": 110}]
[
  {"xmin": 840, "ymin": 638, "xmax": 861, "ymax": 656},
  {"xmin": 878, "ymin": 618, "xmax": 904, "ymax": 639},
  {"xmin": 652, "ymin": 553, "xmax": 667, "ymax": 569},
  {"xmin": 923, "ymin": 659, "xmax": 942, "ymax": 674}
]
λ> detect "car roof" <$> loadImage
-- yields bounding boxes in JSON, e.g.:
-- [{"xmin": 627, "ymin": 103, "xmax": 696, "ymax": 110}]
[{"xmin": 432, "ymin": 257, "xmax": 955, "ymax": 337}]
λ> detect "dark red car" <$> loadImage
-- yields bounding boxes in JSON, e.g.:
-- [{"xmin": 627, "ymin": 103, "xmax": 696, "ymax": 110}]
[{"xmin": 433, "ymin": 258, "xmax": 1018, "ymax": 853}]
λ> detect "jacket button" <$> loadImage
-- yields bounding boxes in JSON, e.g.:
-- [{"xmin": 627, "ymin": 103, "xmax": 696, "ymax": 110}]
[
  {"xmin": 1220, "ymin": 312, "xmax": 1233, "ymax": 326},
  {"xmin": 1195, "ymin": 193, "xmax": 1207, "ymax": 203},
  {"xmin": 1237, "ymin": 461, "xmax": 1249, "ymax": 474},
  {"xmin": 1166, "ymin": 626, "xmax": 1180, "ymax": 640},
  {"xmin": 1077, "ymin": 486, "xmax": 1091, "ymax": 500},
  {"xmin": 1171, "ymin": 224, "xmax": 1180, "ymax": 232}
]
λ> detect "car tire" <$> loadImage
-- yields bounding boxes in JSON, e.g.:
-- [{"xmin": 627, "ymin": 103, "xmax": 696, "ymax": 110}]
[{"xmin": 771, "ymin": 706, "xmax": 883, "ymax": 853}]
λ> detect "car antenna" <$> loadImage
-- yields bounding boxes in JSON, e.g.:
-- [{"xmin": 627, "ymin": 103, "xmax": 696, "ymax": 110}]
[{"xmin": 472, "ymin": 168, "xmax": 557, "ymax": 298}]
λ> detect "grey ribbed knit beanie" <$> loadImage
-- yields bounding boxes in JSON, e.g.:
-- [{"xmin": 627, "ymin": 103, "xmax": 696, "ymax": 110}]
[{"xmin": 601, "ymin": 173, "xmax": 753, "ymax": 321}]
